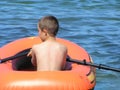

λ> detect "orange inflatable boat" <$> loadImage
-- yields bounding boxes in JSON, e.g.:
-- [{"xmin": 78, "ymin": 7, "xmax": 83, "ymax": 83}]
[{"xmin": 0, "ymin": 36, "xmax": 96, "ymax": 90}]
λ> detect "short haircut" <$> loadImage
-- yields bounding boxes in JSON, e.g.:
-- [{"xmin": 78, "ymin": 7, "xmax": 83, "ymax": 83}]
[{"xmin": 38, "ymin": 16, "xmax": 59, "ymax": 36}]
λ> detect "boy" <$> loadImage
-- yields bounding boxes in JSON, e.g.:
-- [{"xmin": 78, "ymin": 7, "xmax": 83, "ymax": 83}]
[{"xmin": 28, "ymin": 16, "xmax": 67, "ymax": 71}]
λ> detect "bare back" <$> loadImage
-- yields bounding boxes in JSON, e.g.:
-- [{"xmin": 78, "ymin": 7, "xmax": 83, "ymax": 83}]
[{"xmin": 32, "ymin": 41, "xmax": 67, "ymax": 71}]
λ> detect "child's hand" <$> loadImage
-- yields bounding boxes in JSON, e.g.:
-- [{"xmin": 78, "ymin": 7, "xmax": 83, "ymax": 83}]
[{"xmin": 27, "ymin": 49, "xmax": 32, "ymax": 57}]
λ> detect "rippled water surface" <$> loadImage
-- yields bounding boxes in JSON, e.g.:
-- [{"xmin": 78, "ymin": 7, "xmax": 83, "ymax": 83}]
[{"xmin": 0, "ymin": 0, "xmax": 120, "ymax": 90}]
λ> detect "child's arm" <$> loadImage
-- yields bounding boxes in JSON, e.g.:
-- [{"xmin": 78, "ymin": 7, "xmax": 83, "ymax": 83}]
[
  {"xmin": 27, "ymin": 48, "xmax": 37, "ymax": 66},
  {"xmin": 31, "ymin": 49, "xmax": 37, "ymax": 66},
  {"xmin": 27, "ymin": 49, "xmax": 32, "ymax": 57}
]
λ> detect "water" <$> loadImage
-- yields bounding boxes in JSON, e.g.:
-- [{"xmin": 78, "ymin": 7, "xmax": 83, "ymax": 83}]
[{"xmin": 0, "ymin": 0, "xmax": 120, "ymax": 89}]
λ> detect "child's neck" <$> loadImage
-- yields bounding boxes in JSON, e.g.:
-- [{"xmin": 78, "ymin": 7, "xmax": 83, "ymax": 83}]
[{"xmin": 45, "ymin": 36, "xmax": 56, "ymax": 42}]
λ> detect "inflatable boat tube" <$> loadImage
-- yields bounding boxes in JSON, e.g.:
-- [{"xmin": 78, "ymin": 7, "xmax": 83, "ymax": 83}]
[{"xmin": 0, "ymin": 36, "xmax": 96, "ymax": 90}]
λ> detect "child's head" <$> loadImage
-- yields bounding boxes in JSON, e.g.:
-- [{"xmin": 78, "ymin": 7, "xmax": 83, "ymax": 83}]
[{"xmin": 38, "ymin": 16, "xmax": 59, "ymax": 40}]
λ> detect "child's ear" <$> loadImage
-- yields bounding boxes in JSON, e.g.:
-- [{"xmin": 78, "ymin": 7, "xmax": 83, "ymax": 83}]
[{"xmin": 43, "ymin": 29, "xmax": 47, "ymax": 36}]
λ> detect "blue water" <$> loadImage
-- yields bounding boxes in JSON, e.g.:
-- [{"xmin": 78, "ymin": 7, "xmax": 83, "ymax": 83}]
[{"xmin": 0, "ymin": 0, "xmax": 120, "ymax": 90}]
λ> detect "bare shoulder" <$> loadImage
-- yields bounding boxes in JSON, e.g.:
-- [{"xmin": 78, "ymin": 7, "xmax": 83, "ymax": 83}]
[
  {"xmin": 57, "ymin": 42, "xmax": 67, "ymax": 51},
  {"xmin": 32, "ymin": 44, "xmax": 41, "ymax": 51}
]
